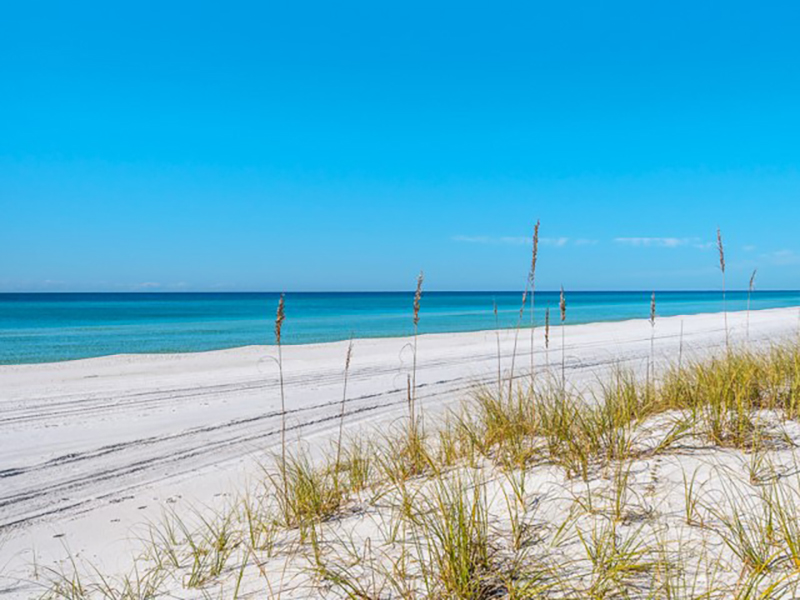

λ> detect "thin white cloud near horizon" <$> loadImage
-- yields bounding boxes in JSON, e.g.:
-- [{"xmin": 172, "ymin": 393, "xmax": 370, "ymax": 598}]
[
  {"xmin": 762, "ymin": 249, "xmax": 800, "ymax": 266},
  {"xmin": 451, "ymin": 235, "xmax": 583, "ymax": 247},
  {"xmin": 451, "ymin": 235, "xmax": 714, "ymax": 249},
  {"xmin": 614, "ymin": 237, "xmax": 713, "ymax": 250}
]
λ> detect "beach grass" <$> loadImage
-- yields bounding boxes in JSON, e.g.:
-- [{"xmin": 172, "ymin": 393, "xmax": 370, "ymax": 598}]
[{"xmin": 35, "ymin": 336, "xmax": 800, "ymax": 600}]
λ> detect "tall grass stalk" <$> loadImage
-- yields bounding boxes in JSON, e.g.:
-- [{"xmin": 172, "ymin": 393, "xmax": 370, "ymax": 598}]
[
  {"xmin": 560, "ymin": 286, "xmax": 567, "ymax": 394},
  {"xmin": 718, "ymin": 228, "xmax": 729, "ymax": 351},
  {"xmin": 494, "ymin": 300, "xmax": 502, "ymax": 400},
  {"xmin": 411, "ymin": 271, "xmax": 424, "ymax": 429},
  {"xmin": 334, "ymin": 339, "xmax": 354, "ymax": 476},
  {"xmin": 508, "ymin": 288, "xmax": 527, "ymax": 401},
  {"xmin": 747, "ymin": 269, "xmax": 757, "ymax": 343},
  {"xmin": 275, "ymin": 294, "xmax": 287, "ymax": 497},
  {"xmin": 545, "ymin": 307, "xmax": 551, "ymax": 371},
  {"xmin": 650, "ymin": 291, "xmax": 656, "ymax": 388},
  {"xmin": 529, "ymin": 220, "xmax": 540, "ymax": 389}
]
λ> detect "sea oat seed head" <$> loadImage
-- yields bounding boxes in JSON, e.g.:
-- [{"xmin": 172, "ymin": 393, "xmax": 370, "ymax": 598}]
[
  {"xmin": 529, "ymin": 220, "xmax": 540, "ymax": 287},
  {"xmin": 545, "ymin": 308, "xmax": 550, "ymax": 348},
  {"xmin": 275, "ymin": 294, "xmax": 286, "ymax": 345},
  {"xmin": 650, "ymin": 291, "xmax": 656, "ymax": 327},
  {"xmin": 413, "ymin": 271, "xmax": 424, "ymax": 328},
  {"xmin": 717, "ymin": 228, "xmax": 726, "ymax": 274},
  {"xmin": 560, "ymin": 287, "xmax": 566, "ymax": 323},
  {"xmin": 750, "ymin": 269, "xmax": 757, "ymax": 292}
]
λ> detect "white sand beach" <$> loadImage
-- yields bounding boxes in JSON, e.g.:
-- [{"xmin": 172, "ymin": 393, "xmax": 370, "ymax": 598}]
[{"xmin": 2, "ymin": 307, "xmax": 800, "ymax": 598}]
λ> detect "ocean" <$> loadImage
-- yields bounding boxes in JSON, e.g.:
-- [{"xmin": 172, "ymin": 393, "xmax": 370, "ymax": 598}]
[{"xmin": 2, "ymin": 291, "xmax": 799, "ymax": 365}]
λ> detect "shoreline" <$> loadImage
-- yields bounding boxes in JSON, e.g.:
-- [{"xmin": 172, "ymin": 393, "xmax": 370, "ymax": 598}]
[
  {"xmin": 1, "ymin": 306, "xmax": 800, "ymax": 597},
  {"xmin": 3, "ymin": 292, "xmax": 800, "ymax": 367},
  {"xmin": 3, "ymin": 304, "xmax": 799, "ymax": 370}
]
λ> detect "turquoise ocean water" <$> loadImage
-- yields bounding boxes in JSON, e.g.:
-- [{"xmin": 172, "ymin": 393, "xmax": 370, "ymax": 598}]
[{"xmin": 2, "ymin": 291, "xmax": 799, "ymax": 365}]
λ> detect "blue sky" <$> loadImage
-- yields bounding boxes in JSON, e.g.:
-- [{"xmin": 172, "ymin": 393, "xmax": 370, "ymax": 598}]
[{"xmin": 2, "ymin": 1, "xmax": 800, "ymax": 292}]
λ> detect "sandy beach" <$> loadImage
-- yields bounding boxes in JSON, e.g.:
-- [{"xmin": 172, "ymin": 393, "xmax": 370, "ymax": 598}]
[{"xmin": 2, "ymin": 306, "xmax": 799, "ymax": 598}]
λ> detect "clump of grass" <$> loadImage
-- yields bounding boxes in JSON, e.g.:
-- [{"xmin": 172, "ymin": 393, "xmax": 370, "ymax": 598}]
[
  {"xmin": 93, "ymin": 562, "xmax": 169, "ymax": 600},
  {"xmin": 376, "ymin": 419, "xmax": 436, "ymax": 486},
  {"xmin": 769, "ymin": 482, "xmax": 800, "ymax": 570},
  {"xmin": 334, "ymin": 435, "xmax": 375, "ymax": 494},
  {"xmin": 682, "ymin": 467, "xmax": 704, "ymax": 527},
  {"xmin": 408, "ymin": 471, "xmax": 500, "ymax": 599},
  {"xmin": 575, "ymin": 519, "xmax": 654, "ymax": 598},
  {"xmin": 464, "ymin": 384, "xmax": 539, "ymax": 468},
  {"xmin": 38, "ymin": 554, "xmax": 88, "ymax": 600},
  {"xmin": 176, "ymin": 508, "xmax": 241, "ymax": 588},
  {"xmin": 461, "ymin": 365, "xmax": 674, "ymax": 479},
  {"xmin": 705, "ymin": 482, "xmax": 776, "ymax": 574},
  {"xmin": 268, "ymin": 450, "xmax": 348, "ymax": 532},
  {"xmin": 240, "ymin": 491, "xmax": 279, "ymax": 555},
  {"xmin": 657, "ymin": 348, "xmax": 800, "ymax": 448}
]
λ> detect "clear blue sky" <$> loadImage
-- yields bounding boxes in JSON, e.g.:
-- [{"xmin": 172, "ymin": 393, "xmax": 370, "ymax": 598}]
[{"xmin": 2, "ymin": 1, "xmax": 800, "ymax": 292}]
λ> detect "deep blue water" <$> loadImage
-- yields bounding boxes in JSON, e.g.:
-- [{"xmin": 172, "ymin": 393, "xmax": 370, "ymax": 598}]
[{"xmin": 1, "ymin": 291, "xmax": 799, "ymax": 365}]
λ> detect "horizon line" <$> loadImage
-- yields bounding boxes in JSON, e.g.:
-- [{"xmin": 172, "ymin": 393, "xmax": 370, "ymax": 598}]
[{"xmin": 2, "ymin": 289, "xmax": 800, "ymax": 295}]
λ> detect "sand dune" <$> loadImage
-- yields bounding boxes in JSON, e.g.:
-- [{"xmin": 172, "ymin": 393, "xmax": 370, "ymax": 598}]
[{"xmin": 1, "ymin": 307, "xmax": 798, "ymax": 598}]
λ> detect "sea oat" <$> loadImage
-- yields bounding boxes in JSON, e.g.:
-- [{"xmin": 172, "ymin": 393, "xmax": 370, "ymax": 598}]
[
  {"xmin": 529, "ymin": 220, "xmax": 540, "ymax": 387},
  {"xmin": 275, "ymin": 294, "xmax": 287, "ymax": 498},
  {"xmin": 529, "ymin": 221, "xmax": 540, "ymax": 289},
  {"xmin": 650, "ymin": 292, "xmax": 656, "ymax": 327},
  {"xmin": 545, "ymin": 308, "xmax": 550, "ymax": 349},
  {"xmin": 494, "ymin": 300, "xmax": 501, "ymax": 398},
  {"xmin": 545, "ymin": 306, "xmax": 551, "ymax": 371},
  {"xmin": 560, "ymin": 286, "xmax": 566, "ymax": 393},
  {"xmin": 275, "ymin": 294, "xmax": 285, "ymax": 345},
  {"xmin": 717, "ymin": 228, "xmax": 729, "ymax": 350},
  {"xmin": 413, "ymin": 271, "xmax": 424, "ymax": 329},
  {"xmin": 650, "ymin": 291, "xmax": 656, "ymax": 386},
  {"xmin": 508, "ymin": 288, "xmax": 527, "ymax": 401},
  {"xmin": 411, "ymin": 271, "xmax": 424, "ymax": 428},
  {"xmin": 747, "ymin": 269, "xmax": 757, "ymax": 342},
  {"xmin": 335, "ymin": 339, "xmax": 354, "ymax": 475}
]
